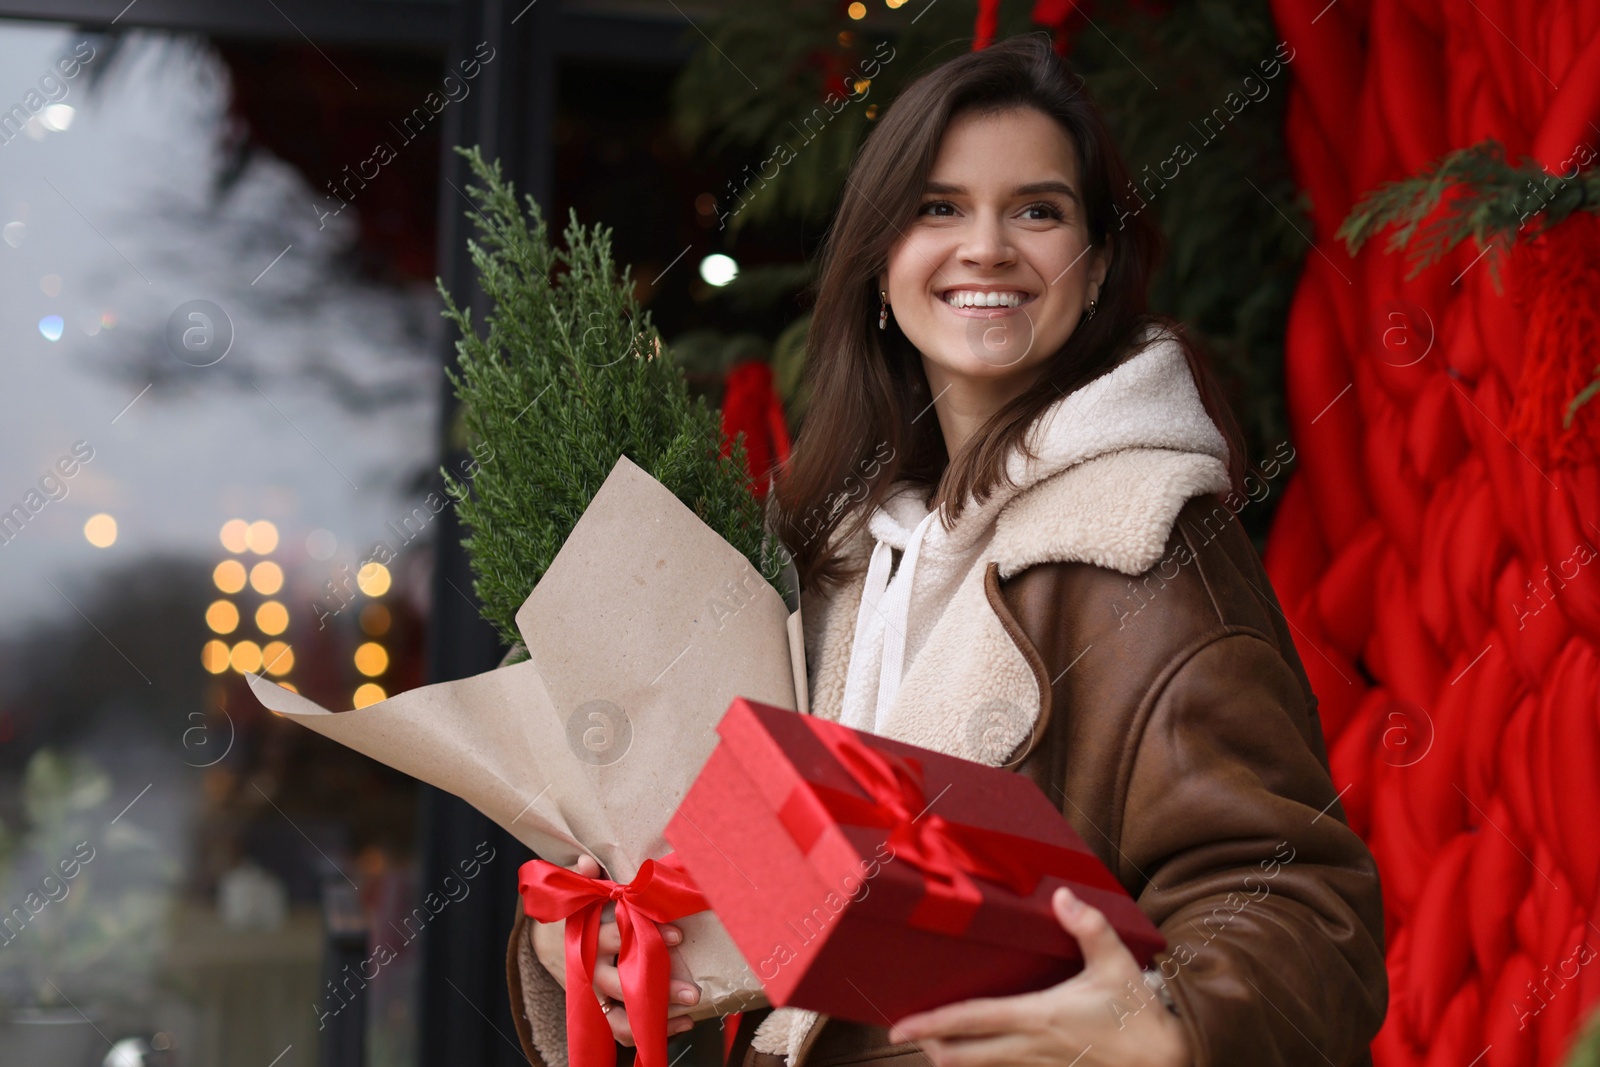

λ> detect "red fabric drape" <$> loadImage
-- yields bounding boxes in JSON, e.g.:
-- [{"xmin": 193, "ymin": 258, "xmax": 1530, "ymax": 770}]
[
  {"xmin": 1265, "ymin": 1, "xmax": 1600, "ymax": 1064},
  {"xmin": 720, "ymin": 361, "xmax": 791, "ymax": 500}
]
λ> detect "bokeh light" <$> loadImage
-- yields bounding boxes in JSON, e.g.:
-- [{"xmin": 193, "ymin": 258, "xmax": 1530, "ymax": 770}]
[
  {"xmin": 249, "ymin": 561, "xmax": 284, "ymax": 595},
  {"xmin": 229, "ymin": 640, "xmax": 263, "ymax": 674},
  {"xmin": 359, "ymin": 603, "xmax": 391, "ymax": 636},
  {"xmin": 213, "ymin": 559, "xmax": 247, "ymax": 593},
  {"xmin": 220, "ymin": 519, "xmax": 249, "ymax": 554},
  {"xmin": 353, "ymin": 683, "xmax": 386, "ymax": 709},
  {"xmin": 83, "ymin": 513, "xmax": 117, "ymax": 548},
  {"xmin": 698, "ymin": 253, "xmax": 739, "ymax": 287},
  {"xmin": 201, "ymin": 640, "xmax": 230, "ymax": 674},
  {"xmin": 356, "ymin": 562, "xmax": 391, "ymax": 597},
  {"xmin": 261, "ymin": 641, "xmax": 294, "ymax": 675},
  {"xmin": 39, "ymin": 315, "xmax": 64, "ymax": 341},
  {"xmin": 39, "ymin": 103, "xmax": 74, "ymax": 131},
  {"xmin": 256, "ymin": 601, "xmax": 289, "ymax": 636},
  {"xmin": 306, "ymin": 528, "xmax": 337, "ymax": 560},
  {"xmin": 353, "ymin": 642, "xmax": 389, "ymax": 677},
  {"xmin": 245, "ymin": 520, "xmax": 279, "ymax": 554},
  {"xmin": 205, "ymin": 600, "xmax": 239, "ymax": 635}
]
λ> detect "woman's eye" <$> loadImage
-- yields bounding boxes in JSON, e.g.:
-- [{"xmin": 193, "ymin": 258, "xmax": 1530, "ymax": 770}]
[
  {"xmin": 917, "ymin": 200, "xmax": 956, "ymax": 217},
  {"xmin": 1022, "ymin": 201, "xmax": 1065, "ymax": 221}
]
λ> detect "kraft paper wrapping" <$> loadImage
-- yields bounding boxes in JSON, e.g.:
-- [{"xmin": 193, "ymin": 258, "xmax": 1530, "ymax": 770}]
[{"xmin": 246, "ymin": 454, "xmax": 803, "ymax": 1015}]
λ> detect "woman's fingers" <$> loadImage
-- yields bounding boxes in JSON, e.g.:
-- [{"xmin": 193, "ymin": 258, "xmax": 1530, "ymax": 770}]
[
  {"xmin": 603, "ymin": 1003, "xmax": 696, "ymax": 1046},
  {"xmin": 592, "ymin": 961, "xmax": 702, "ymax": 1013},
  {"xmin": 572, "ymin": 854, "xmax": 603, "ymax": 878},
  {"xmin": 890, "ymin": 994, "xmax": 1032, "ymax": 1044},
  {"xmin": 1052, "ymin": 887, "xmax": 1134, "ymax": 974},
  {"xmin": 595, "ymin": 920, "xmax": 683, "ymax": 956}
]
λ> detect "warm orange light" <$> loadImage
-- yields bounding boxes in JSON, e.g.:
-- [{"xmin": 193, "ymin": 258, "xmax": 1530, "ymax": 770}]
[
  {"xmin": 201, "ymin": 640, "xmax": 230, "ymax": 674},
  {"xmin": 359, "ymin": 603, "xmax": 391, "ymax": 636},
  {"xmin": 250, "ymin": 561, "xmax": 284, "ymax": 595},
  {"xmin": 83, "ymin": 513, "xmax": 117, "ymax": 548},
  {"xmin": 206, "ymin": 600, "xmax": 240, "ymax": 635},
  {"xmin": 213, "ymin": 559, "xmax": 247, "ymax": 594},
  {"xmin": 276, "ymin": 681, "xmax": 299, "ymax": 694},
  {"xmin": 245, "ymin": 520, "xmax": 279, "ymax": 554},
  {"xmin": 256, "ymin": 601, "xmax": 289, "ymax": 636},
  {"xmin": 230, "ymin": 640, "xmax": 263, "ymax": 674},
  {"xmin": 356, "ymin": 562, "xmax": 391, "ymax": 597},
  {"xmin": 220, "ymin": 519, "xmax": 249, "ymax": 554},
  {"xmin": 847, "ymin": 1, "xmax": 866, "ymax": 17},
  {"xmin": 353, "ymin": 683, "xmax": 386, "ymax": 708},
  {"xmin": 353, "ymin": 642, "xmax": 389, "ymax": 677},
  {"xmin": 262, "ymin": 641, "xmax": 294, "ymax": 675}
]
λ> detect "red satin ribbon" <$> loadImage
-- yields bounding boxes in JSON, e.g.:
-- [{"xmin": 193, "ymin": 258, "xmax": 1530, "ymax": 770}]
[
  {"xmin": 518, "ymin": 853, "xmax": 709, "ymax": 1067},
  {"xmin": 777, "ymin": 726, "xmax": 1124, "ymax": 934}
]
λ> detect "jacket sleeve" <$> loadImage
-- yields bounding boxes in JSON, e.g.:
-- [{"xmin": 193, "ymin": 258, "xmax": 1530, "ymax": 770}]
[
  {"xmin": 1119, "ymin": 631, "xmax": 1388, "ymax": 1067},
  {"xmin": 506, "ymin": 908, "xmax": 570, "ymax": 1067}
]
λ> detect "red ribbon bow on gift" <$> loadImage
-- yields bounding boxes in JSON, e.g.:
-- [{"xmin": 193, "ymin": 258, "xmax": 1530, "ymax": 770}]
[
  {"xmin": 778, "ymin": 728, "xmax": 1123, "ymax": 935},
  {"xmin": 518, "ymin": 853, "xmax": 710, "ymax": 1067}
]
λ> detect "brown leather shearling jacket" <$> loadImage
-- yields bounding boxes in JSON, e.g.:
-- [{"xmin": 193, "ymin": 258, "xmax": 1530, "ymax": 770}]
[
  {"xmin": 510, "ymin": 491, "xmax": 1389, "ymax": 1067},
  {"xmin": 731, "ymin": 491, "xmax": 1389, "ymax": 1067}
]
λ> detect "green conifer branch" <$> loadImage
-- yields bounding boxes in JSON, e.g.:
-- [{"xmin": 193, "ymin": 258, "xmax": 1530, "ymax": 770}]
[
  {"xmin": 437, "ymin": 146, "xmax": 786, "ymax": 648},
  {"xmin": 1336, "ymin": 138, "xmax": 1600, "ymax": 290}
]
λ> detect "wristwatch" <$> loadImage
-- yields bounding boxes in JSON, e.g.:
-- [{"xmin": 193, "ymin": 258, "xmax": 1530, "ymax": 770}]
[{"xmin": 1142, "ymin": 967, "xmax": 1179, "ymax": 1016}]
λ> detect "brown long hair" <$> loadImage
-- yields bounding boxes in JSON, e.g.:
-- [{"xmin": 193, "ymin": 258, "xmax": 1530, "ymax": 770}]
[{"xmin": 772, "ymin": 32, "xmax": 1247, "ymax": 594}]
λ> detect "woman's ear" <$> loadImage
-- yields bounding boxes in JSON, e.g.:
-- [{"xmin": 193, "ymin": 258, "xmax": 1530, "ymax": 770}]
[{"xmin": 1089, "ymin": 239, "xmax": 1111, "ymax": 303}]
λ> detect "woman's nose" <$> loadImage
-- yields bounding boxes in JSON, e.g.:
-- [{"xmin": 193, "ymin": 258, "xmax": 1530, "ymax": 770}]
[{"xmin": 958, "ymin": 210, "xmax": 1015, "ymax": 268}]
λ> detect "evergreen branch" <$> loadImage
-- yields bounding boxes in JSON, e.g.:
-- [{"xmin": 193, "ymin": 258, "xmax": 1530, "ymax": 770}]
[
  {"xmin": 1568, "ymin": 367, "xmax": 1600, "ymax": 427},
  {"xmin": 1336, "ymin": 138, "xmax": 1600, "ymax": 288},
  {"xmin": 437, "ymin": 145, "xmax": 787, "ymax": 647}
]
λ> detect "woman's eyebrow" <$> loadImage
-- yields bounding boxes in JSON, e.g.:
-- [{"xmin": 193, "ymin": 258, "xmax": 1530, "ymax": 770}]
[{"xmin": 923, "ymin": 179, "xmax": 1080, "ymax": 203}]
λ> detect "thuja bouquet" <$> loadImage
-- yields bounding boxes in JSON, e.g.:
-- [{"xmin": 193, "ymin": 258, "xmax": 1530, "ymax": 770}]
[{"xmin": 247, "ymin": 146, "xmax": 811, "ymax": 1053}]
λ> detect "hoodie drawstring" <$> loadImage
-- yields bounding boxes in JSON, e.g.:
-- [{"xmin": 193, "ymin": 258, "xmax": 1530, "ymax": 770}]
[{"xmin": 845, "ymin": 509, "xmax": 939, "ymax": 730}]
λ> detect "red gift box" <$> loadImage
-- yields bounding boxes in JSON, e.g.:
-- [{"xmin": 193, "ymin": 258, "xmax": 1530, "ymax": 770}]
[{"xmin": 664, "ymin": 698, "xmax": 1166, "ymax": 1025}]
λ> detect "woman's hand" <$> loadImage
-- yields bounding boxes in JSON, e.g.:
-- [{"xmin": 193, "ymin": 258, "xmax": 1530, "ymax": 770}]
[
  {"xmin": 528, "ymin": 854, "xmax": 705, "ymax": 1046},
  {"xmin": 887, "ymin": 887, "xmax": 1192, "ymax": 1067}
]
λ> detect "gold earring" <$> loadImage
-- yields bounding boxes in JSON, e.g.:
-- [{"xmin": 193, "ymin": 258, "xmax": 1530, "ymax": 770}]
[
  {"xmin": 879, "ymin": 290, "xmax": 889, "ymax": 330},
  {"xmin": 1084, "ymin": 298, "xmax": 1098, "ymax": 321}
]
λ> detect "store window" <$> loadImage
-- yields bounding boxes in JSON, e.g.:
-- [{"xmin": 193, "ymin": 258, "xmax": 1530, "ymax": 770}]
[{"xmin": 0, "ymin": 22, "xmax": 444, "ymax": 1066}]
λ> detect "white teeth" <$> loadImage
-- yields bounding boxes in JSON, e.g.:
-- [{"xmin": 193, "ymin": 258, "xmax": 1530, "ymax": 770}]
[{"xmin": 942, "ymin": 290, "xmax": 1025, "ymax": 308}]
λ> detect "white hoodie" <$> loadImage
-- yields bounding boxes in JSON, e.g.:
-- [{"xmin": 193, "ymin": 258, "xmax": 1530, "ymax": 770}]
[{"xmin": 836, "ymin": 322, "xmax": 1232, "ymax": 736}]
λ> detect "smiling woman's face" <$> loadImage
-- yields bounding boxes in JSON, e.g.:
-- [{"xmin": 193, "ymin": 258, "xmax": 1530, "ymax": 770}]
[{"xmin": 881, "ymin": 106, "xmax": 1108, "ymax": 418}]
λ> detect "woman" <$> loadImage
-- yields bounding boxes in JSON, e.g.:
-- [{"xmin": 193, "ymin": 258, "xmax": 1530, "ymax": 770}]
[{"xmin": 508, "ymin": 32, "xmax": 1387, "ymax": 1067}]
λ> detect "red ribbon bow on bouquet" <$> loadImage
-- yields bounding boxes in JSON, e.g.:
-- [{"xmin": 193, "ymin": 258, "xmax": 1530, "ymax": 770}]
[
  {"xmin": 518, "ymin": 853, "xmax": 710, "ymax": 1067},
  {"xmin": 778, "ymin": 728, "xmax": 1123, "ymax": 935}
]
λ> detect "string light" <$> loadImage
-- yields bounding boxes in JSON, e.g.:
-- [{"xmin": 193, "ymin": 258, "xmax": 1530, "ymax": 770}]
[
  {"xmin": 230, "ymin": 640, "xmax": 263, "ymax": 674},
  {"xmin": 220, "ymin": 520, "xmax": 249, "ymax": 554},
  {"xmin": 249, "ymin": 561, "xmax": 284, "ymax": 595},
  {"xmin": 206, "ymin": 601, "xmax": 240, "ymax": 635},
  {"xmin": 245, "ymin": 521, "xmax": 278, "ymax": 554},
  {"xmin": 201, "ymin": 640, "xmax": 230, "ymax": 674},
  {"xmin": 353, "ymin": 642, "xmax": 389, "ymax": 678},
  {"xmin": 214, "ymin": 560, "xmax": 246, "ymax": 593},
  {"xmin": 356, "ymin": 563, "xmax": 391, "ymax": 597},
  {"xmin": 256, "ymin": 601, "xmax": 289, "ymax": 636},
  {"xmin": 262, "ymin": 641, "xmax": 294, "ymax": 676}
]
